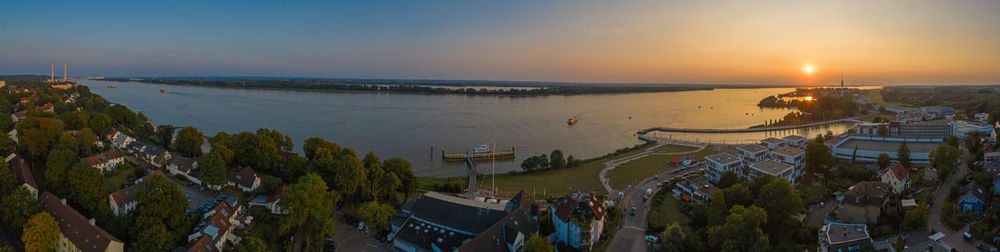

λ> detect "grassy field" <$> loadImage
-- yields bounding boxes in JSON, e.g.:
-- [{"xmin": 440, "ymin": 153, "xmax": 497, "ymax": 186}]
[
  {"xmin": 651, "ymin": 144, "xmax": 699, "ymax": 153},
  {"xmin": 104, "ymin": 164, "xmax": 137, "ymax": 192},
  {"xmin": 864, "ymin": 89, "xmax": 903, "ymax": 106},
  {"xmin": 646, "ymin": 189, "xmax": 690, "ymax": 234},
  {"xmin": 606, "ymin": 147, "xmax": 716, "ymax": 190}
]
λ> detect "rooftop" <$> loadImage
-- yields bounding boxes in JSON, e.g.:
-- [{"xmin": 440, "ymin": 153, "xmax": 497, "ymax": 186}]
[
  {"xmin": 822, "ymin": 222, "xmax": 870, "ymax": 245},
  {"xmin": 737, "ymin": 144, "xmax": 768, "ymax": 154},
  {"xmin": 749, "ymin": 159, "xmax": 794, "ymax": 176},
  {"xmin": 8, "ymin": 156, "xmax": 36, "ymax": 188},
  {"xmin": 82, "ymin": 149, "xmax": 124, "ymax": 166},
  {"xmin": 883, "ymin": 163, "xmax": 910, "ymax": 181},
  {"xmin": 843, "ymin": 181, "xmax": 891, "ymax": 207},
  {"xmin": 704, "ymin": 153, "xmax": 739, "ymax": 165},
  {"xmin": 40, "ymin": 192, "xmax": 122, "ymax": 252},
  {"xmin": 761, "ymin": 137, "xmax": 784, "ymax": 145},
  {"xmin": 771, "ymin": 146, "xmax": 804, "ymax": 157},
  {"xmin": 837, "ymin": 139, "xmax": 939, "ymax": 153},
  {"xmin": 783, "ymin": 135, "xmax": 807, "ymax": 141}
]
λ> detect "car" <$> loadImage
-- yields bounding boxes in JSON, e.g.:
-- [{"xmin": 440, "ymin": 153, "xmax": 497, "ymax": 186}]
[
  {"xmin": 964, "ymin": 232, "xmax": 973, "ymax": 242},
  {"xmin": 185, "ymin": 193, "xmax": 191, "ymax": 202},
  {"xmin": 819, "ymin": 202, "xmax": 825, "ymax": 208},
  {"xmin": 188, "ymin": 181, "xmax": 196, "ymax": 186}
]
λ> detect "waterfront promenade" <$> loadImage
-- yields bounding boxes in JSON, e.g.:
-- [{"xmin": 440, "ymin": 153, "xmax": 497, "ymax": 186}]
[{"xmin": 637, "ymin": 117, "xmax": 862, "ymax": 134}]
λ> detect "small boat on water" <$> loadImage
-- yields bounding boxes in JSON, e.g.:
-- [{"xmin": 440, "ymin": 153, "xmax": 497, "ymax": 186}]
[
  {"xmin": 107, "ymin": 84, "xmax": 117, "ymax": 88},
  {"xmin": 442, "ymin": 145, "xmax": 515, "ymax": 161},
  {"xmin": 567, "ymin": 117, "xmax": 578, "ymax": 125},
  {"xmin": 160, "ymin": 88, "xmax": 168, "ymax": 93}
]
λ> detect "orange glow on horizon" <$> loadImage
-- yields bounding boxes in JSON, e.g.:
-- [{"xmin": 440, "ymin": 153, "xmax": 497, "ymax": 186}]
[{"xmin": 805, "ymin": 96, "xmax": 813, "ymax": 101}]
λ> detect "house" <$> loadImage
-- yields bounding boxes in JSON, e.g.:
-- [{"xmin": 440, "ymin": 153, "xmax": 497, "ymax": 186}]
[
  {"xmin": 228, "ymin": 167, "xmax": 260, "ymax": 192},
  {"xmin": 112, "ymin": 133, "xmax": 134, "ymax": 149},
  {"xmin": 672, "ymin": 173, "xmax": 720, "ymax": 204},
  {"xmin": 770, "ymin": 146, "xmax": 805, "ymax": 179},
  {"xmin": 126, "ymin": 142, "xmax": 144, "ymax": 154},
  {"xmin": 920, "ymin": 106, "xmax": 955, "ymax": 120},
  {"xmin": 7, "ymin": 155, "xmax": 38, "ymax": 198},
  {"xmin": 167, "ymin": 155, "xmax": 198, "ymax": 176},
  {"xmin": 182, "ymin": 236, "xmax": 218, "ymax": 252},
  {"xmin": 140, "ymin": 145, "xmax": 169, "ymax": 166},
  {"xmin": 390, "ymin": 190, "xmax": 538, "ymax": 252},
  {"xmin": 249, "ymin": 186, "xmax": 288, "ymax": 215},
  {"xmin": 82, "ymin": 149, "xmax": 125, "ymax": 173},
  {"xmin": 783, "ymin": 135, "xmax": 808, "ymax": 148},
  {"xmin": 975, "ymin": 113, "xmax": 990, "ymax": 124},
  {"xmin": 748, "ymin": 159, "xmax": 797, "ymax": 184},
  {"xmin": 549, "ymin": 192, "xmax": 605, "ymax": 250},
  {"xmin": 737, "ymin": 144, "xmax": 768, "ymax": 166},
  {"xmin": 40, "ymin": 192, "xmax": 125, "ymax": 252},
  {"xmin": 703, "ymin": 153, "xmax": 741, "ymax": 183},
  {"xmin": 923, "ymin": 167, "xmax": 939, "ymax": 182},
  {"xmin": 108, "ymin": 171, "xmax": 164, "ymax": 216},
  {"xmin": 818, "ymin": 222, "xmax": 872, "ymax": 252},
  {"xmin": 857, "ymin": 98, "xmax": 871, "ymax": 105},
  {"xmin": 840, "ymin": 182, "xmax": 892, "ymax": 224},
  {"xmin": 186, "ymin": 201, "xmax": 247, "ymax": 251},
  {"xmin": 985, "ymin": 160, "xmax": 1000, "ymax": 176},
  {"xmin": 38, "ymin": 102, "xmax": 54, "ymax": 112},
  {"xmin": 958, "ymin": 182, "xmax": 987, "ymax": 214},
  {"xmin": 880, "ymin": 163, "xmax": 911, "ymax": 194},
  {"xmin": 760, "ymin": 137, "xmax": 785, "ymax": 149}
]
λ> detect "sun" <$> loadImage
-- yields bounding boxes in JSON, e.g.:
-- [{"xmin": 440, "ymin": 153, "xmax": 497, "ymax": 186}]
[
  {"xmin": 805, "ymin": 96, "xmax": 813, "ymax": 101},
  {"xmin": 804, "ymin": 66, "xmax": 814, "ymax": 73}
]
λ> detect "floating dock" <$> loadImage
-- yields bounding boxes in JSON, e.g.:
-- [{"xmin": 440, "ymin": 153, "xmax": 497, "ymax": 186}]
[{"xmin": 442, "ymin": 147, "xmax": 515, "ymax": 161}]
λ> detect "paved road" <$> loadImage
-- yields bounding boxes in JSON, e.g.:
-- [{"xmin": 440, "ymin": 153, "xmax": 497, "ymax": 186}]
[
  {"xmin": 331, "ymin": 212, "xmax": 391, "ymax": 252},
  {"xmin": 165, "ymin": 175, "xmax": 213, "ymax": 210},
  {"xmin": 926, "ymin": 147, "xmax": 992, "ymax": 252}
]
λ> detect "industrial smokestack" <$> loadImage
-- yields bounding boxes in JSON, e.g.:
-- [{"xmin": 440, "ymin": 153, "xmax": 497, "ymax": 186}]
[
  {"xmin": 63, "ymin": 63, "xmax": 67, "ymax": 81},
  {"xmin": 50, "ymin": 63, "xmax": 54, "ymax": 82}
]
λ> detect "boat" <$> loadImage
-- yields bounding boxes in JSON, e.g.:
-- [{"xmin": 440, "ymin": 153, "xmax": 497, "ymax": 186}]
[
  {"xmin": 567, "ymin": 117, "xmax": 578, "ymax": 125},
  {"xmin": 160, "ymin": 88, "xmax": 168, "ymax": 93},
  {"xmin": 442, "ymin": 145, "xmax": 516, "ymax": 161},
  {"xmin": 107, "ymin": 84, "xmax": 117, "ymax": 88}
]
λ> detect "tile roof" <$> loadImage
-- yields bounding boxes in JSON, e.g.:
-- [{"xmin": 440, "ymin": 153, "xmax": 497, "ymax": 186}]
[
  {"xmin": 228, "ymin": 167, "xmax": 258, "ymax": 189},
  {"xmin": 168, "ymin": 155, "xmax": 196, "ymax": 172},
  {"xmin": 185, "ymin": 236, "xmax": 218, "ymax": 252},
  {"xmin": 843, "ymin": 181, "xmax": 891, "ymax": 207},
  {"xmin": 883, "ymin": 163, "xmax": 910, "ymax": 181},
  {"xmin": 82, "ymin": 149, "xmax": 124, "ymax": 166},
  {"xmin": 8, "ymin": 156, "xmax": 36, "ymax": 188},
  {"xmin": 552, "ymin": 193, "xmax": 605, "ymax": 224},
  {"xmin": 40, "ymin": 192, "xmax": 122, "ymax": 252},
  {"xmin": 267, "ymin": 186, "xmax": 286, "ymax": 204}
]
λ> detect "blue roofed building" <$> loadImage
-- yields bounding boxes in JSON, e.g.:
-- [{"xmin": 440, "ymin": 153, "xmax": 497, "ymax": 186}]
[{"xmin": 958, "ymin": 182, "xmax": 987, "ymax": 214}]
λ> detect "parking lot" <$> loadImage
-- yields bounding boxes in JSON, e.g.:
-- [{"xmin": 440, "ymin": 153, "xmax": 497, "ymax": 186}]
[{"xmin": 165, "ymin": 177, "xmax": 214, "ymax": 211}]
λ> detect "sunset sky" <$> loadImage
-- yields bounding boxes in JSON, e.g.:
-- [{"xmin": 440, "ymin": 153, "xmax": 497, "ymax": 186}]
[{"xmin": 2, "ymin": 0, "xmax": 998, "ymax": 85}]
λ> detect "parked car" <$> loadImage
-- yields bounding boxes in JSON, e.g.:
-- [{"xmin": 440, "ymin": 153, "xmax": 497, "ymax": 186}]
[{"xmin": 964, "ymin": 232, "xmax": 973, "ymax": 242}]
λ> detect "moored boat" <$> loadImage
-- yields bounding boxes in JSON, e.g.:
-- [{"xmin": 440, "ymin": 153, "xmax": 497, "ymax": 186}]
[{"xmin": 567, "ymin": 117, "xmax": 578, "ymax": 125}]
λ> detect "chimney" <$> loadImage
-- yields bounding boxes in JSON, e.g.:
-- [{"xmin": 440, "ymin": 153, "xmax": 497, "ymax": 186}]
[{"xmin": 89, "ymin": 218, "xmax": 96, "ymax": 226}]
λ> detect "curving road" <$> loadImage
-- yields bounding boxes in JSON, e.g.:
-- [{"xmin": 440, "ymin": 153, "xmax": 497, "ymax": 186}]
[{"xmin": 926, "ymin": 147, "xmax": 994, "ymax": 251}]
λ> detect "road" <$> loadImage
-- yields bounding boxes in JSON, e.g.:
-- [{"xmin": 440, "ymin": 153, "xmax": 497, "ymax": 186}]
[
  {"xmin": 601, "ymin": 140, "xmax": 706, "ymax": 252},
  {"xmin": 331, "ymin": 212, "xmax": 391, "ymax": 252},
  {"xmin": 164, "ymin": 174, "xmax": 213, "ymax": 210},
  {"xmin": 926, "ymin": 147, "xmax": 991, "ymax": 251}
]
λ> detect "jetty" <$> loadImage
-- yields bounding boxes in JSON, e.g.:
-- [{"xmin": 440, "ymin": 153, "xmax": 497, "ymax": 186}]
[{"xmin": 637, "ymin": 118, "xmax": 862, "ymax": 134}]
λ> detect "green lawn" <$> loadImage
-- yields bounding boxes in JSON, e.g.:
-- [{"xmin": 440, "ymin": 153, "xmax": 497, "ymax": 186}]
[
  {"xmin": 652, "ymin": 144, "xmax": 699, "ymax": 153},
  {"xmin": 607, "ymin": 147, "xmax": 715, "ymax": 190},
  {"xmin": 864, "ymin": 89, "xmax": 903, "ymax": 106},
  {"xmin": 646, "ymin": 189, "xmax": 690, "ymax": 234},
  {"xmin": 104, "ymin": 163, "xmax": 137, "ymax": 192}
]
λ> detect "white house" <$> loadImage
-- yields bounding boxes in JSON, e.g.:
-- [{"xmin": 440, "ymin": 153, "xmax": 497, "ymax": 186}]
[
  {"xmin": 748, "ymin": 160, "xmax": 797, "ymax": 184},
  {"xmin": 109, "ymin": 185, "xmax": 138, "ymax": 216},
  {"xmin": 704, "ymin": 153, "xmax": 741, "ymax": 183},
  {"xmin": 228, "ymin": 167, "xmax": 260, "ymax": 192},
  {"xmin": 82, "ymin": 149, "xmax": 125, "ymax": 173},
  {"xmin": 880, "ymin": 163, "xmax": 911, "ymax": 194},
  {"xmin": 782, "ymin": 135, "xmax": 808, "ymax": 148}
]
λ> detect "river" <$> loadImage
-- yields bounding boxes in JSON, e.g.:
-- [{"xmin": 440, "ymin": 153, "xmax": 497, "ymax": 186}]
[{"xmin": 79, "ymin": 80, "xmax": 859, "ymax": 177}]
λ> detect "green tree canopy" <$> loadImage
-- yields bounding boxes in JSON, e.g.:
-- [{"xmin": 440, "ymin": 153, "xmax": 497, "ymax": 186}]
[
  {"xmin": 173, "ymin": 126, "xmax": 204, "ymax": 157},
  {"xmin": 706, "ymin": 205, "xmax": 771, "ymax": 252},
  {"xmin": 155, "ymin": 124, "xmax": 175, "ymax": 148},
  {"xmin": 67, "ymin": 162, "xmax": 107, "ymax": 213},
  {"xmin": 88, "ymin": 113, "xmax": 112, "ymax": 136},
  {"xmin": 549, "ymin": 149, "xmax": 565, "ymax": 169},
  {"xmin": 44, "ymin": 149, "xmax": 78, "ymax": 195},
  {"xmin": 232, "ymin": 132, "xmax": 279, "ymax": 173},
  {"xmin": 805, "ymin": 139, "xmax": 833, "ymax": 177},
  {"xmin": 357, "ymin": 201, "xmax": 395, "ymax": 227},
  {"xmin": 526, "ymin": 234, "xmax": 554, "ymax": 252},
  {"xmin": 279, "ymin": 173, "xmax": 340, "ymax": 248},
  {"xmin": 898, "ymin": 142, "xmax": 911, "ymax": 168},
  {"xmin": 1, "ymin": 187, "xmax": 42, "ymax": 235},
  {"xmin": 198, "ymin": 152, "xmax": 228, "ymax": 187},
  {"xmin": 257, "ymin": 128, "xmax": 294, "ymax": 151},
  {"xmin": 135, "ymin": 175, "xmax": 188, "ymax": 249},
  {"xmin": 22, "ymin": 212, "xmax": 59, "ymax": 252},
  {"xmin": 877, "ymin": 153, "xmax": 891, "ymax": 169},
  {"xmin": 237, "ymin": 235, "xmax": 268, "ymax": 252}
]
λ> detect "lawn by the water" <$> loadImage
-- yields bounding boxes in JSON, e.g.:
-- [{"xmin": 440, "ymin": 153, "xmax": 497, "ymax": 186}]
[
  {"xmin": 606, "ymin": 147, "xmax": 715, "ymax": 190},
  {"xmin": 651, "ymin": 144, "xmax": 699, "ymax": 153},
  {"xmin": 488, "ymin": 145, "xmax": 652, "ymax": 199}
]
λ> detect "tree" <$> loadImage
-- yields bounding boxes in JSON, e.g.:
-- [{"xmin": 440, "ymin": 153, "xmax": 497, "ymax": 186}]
[
  {"xmin": 282, "ymin": 155, "xmax": 309, "ymax": 184},
  {"xmin": 22, "ymin": 212, "xmax": 59, "ymax": 252},
  {"xmin": 877, "ymin": 125, "xmax": 889, "ymax": 136},
  {"xmin": 132, "ymin": 224, "xmax": 171, "ymax": 252},
  {"xmin": 75, "ymin": 128, "xmax": 97, "ymax": 155},
  {"xmin": 903, "ymin": 204, "xmax": 930, "ymax": 230},
  {"xmin": 199, "ymin": 152, "xmax": 228, "ymax": 187},
  {"xmin": 257, "ymin": 128, "xmax": 294, "ymax": 151},
  {"xmin": 383, "ymin": 158, "xmax": 417, "ymax": 199},
  {"xmin": 526, "ymin": 234, "xmax": 554, "ymax": 252},
  {"xmin": 304, "ymin": 138, "xmax": 340, "ymax": 161},
  {"xmin": 67, "ymin": 162, "xmax": 107, "ymax": 213},
  {"xmin": 0, "ymin": 161, "xmax": 14, "ymax": 194},
  {"xmin": 88, "ymin": 113, "xmax": 112, "ymax": 136},
  {"xmin": 946, "ymin": 135, "xmax": 960, "ymax": 147},
  {"xmin": 260, "ymin": 176, "xmax": 284, "ymax": 195},
  {"xmin": 717, "ymin": 171, "xmax": 740, "ymax": 189},
  {"xmin": 232, "ymin": 132, "xmax": 279, "ymax": 173},
  {"xmin": 135, "ymin": 175, "xmax": 188, "ymax": 250},
  {"xmin": 549, "ymin": 150, "xmax": 565, "ymax": 169},
  {"xmin": 708, "ymin": 191, "xmax": 730, "ymax": 226},
  {"xmin": 44, "ymin": 149, "xmax": 78, "ymax": 195},
  {"xmin": 20, "ymin": 129, "xmax": 51, "ymax": 159},
  {"xmin": 59, "ymin": 111, "xmax": 89, "ymax": 130},
  {"xmin": 56, "ymin": 132, "xmax": 78, "ymax": 153},
  {"xmin": 894, "ymin": 234, "xmax": 905, "ymax": 251},
  {"xmin": 660, "ymin": 221, "xmax": 688, "ymax": 251},
  {"xmin": 929, "ymin": 144, "xmax": 961, "ymax": 177},
  {"xmin": 155, "ymin": 124, "xmax": 175, "ymax": 147},
  {"xmin": 706, "ymin": 205, "xmax": 771, "ymax": 252},
  {"xmin": 754, "ymin": 178, "xmax": 803, "ymax": 238},
  {"xmin": 805, "ymin": 140, "xmax": 833, "ymax": 177},
  {"xmin": 1, "ymin": 187, "xmax": 42, "ymax": 235},
  {"xmin": 877, "ymin": 153, "xmax": 891, "ymax": 169},
  {"xmin": 851, "ymin": 146, "xmax": 858, "ymax": 163},
  {"xmin": 898, "ymin": 142, "xmax": 911, "ymax": 168},
  {"xmin": 358, "ymin": 201, "xmax": 395, "ymax": 227},
  {"xmin": 237, "ymin": 235, "xmax": 268, "ymax": 252},
  {"xmin": 279, "ymin": 173, "xmax": 340, "ymax": 248},
  {"xmin": 173, "ymin": 126, "xmax": 204, "ymax": 157}
]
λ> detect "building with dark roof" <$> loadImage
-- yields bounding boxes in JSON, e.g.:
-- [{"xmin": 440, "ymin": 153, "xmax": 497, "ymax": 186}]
[
  {"xmin": 186, "ymin": 201, "xmax": 247, "ymax": 251},
  {"xmin": 82, "ymin": 149, "xmax": 124, "ymax": 173},
  {"xmin": 672, "ymin": 173, "xmax": 720, "ymax": 204},
  {"xmin": 108, "ymin": 170, "xmax": 165, "ymax": 216},
  {"xmin": 40, "ymin": 192, "xmax": 125, "ymax": 252},
  {"xmin": 549, "ymin": 192, "xmax": 606, "ymax": 250},
  {"xmin": 748, "ymin": 159, "xmax": 796, "ymax": 184},
  {"xmin": 819, "ymin": 222, "xmax": 872, "ymax": 252},
  {"xmin": 7, "ymin": 155, "xmax": 37, "ymax": 198},
  {"xmin": 227, "ymin": 166, "xmax": 260, "ymax": 192},
  {"xmin": 840, "ymin": 182, "xmax": 892, "ymax": 224},
  {"xmin": 167, "ymin": 155, "xmax": 197, "ymax": 175},
  {"xmin": 959, "ymin": 182, "xmax": 987, "ymax": 214},
  {"xmin": 391, "ymin": 190, "xmax": 538, "ymax": 252}
]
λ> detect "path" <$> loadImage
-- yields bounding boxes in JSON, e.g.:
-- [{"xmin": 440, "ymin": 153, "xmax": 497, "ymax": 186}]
[
  {"xmin": 600, "ymin": 139, "xmax": 706, "ymax": 252},
  {"xmin": 927, "ymin": 147, "xmax": 992, "ymax": 251},
  {"xmin": 637, "ymin": 117, "xmax": 863, "ymax": 134}
]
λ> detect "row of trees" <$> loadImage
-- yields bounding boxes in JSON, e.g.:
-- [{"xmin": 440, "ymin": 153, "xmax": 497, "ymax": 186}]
[{"xmin": 520, "ymin": 149, "xmax": 582, "ymax": 172}]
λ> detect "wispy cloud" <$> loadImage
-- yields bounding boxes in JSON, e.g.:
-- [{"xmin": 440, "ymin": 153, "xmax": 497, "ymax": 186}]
[{"xmin": 584, "ymin": 27, "xmax": 624, "ymax": 35}]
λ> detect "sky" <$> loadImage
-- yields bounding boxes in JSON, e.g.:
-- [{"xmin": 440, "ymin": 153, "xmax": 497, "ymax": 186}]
[{"xmin": 2, "ymin": 0, "xmax": 999, "ymax": 86}]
